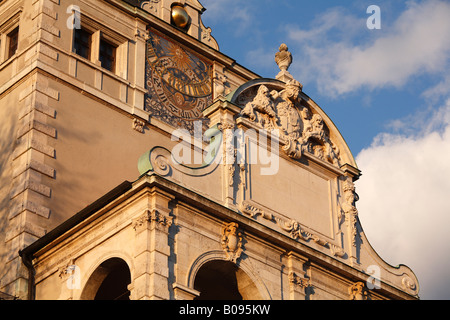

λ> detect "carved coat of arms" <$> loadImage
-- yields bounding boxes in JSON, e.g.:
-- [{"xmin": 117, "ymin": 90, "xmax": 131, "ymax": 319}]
[{"xmin": 237, "ymin": 80, "xmax": 340, "ymax": 166}]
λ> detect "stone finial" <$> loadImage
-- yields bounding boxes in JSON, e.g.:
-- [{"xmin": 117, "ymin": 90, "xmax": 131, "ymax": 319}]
[
  {"xmin": 275, "ymin": 43, "xmax": 292, "ymax": 71},
  {"xmin": 275, "ymin": 44, "xmax": 294, "ymax": 82}
]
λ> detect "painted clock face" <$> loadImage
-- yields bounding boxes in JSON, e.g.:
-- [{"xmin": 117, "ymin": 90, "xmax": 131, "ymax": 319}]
[{"xmin": 145, "ymin": 30, "xmax": 212, "ymax": 132}]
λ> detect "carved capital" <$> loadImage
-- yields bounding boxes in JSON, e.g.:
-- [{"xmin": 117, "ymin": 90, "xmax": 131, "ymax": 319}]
[
  {"xmin": 289, "ymin": 271, "xmax": 310, "ymax": 288},
  {"xmin": 349, "ymin": 282, "xmax": 369, "ymax": 300},
  {"xmin": 133, "ymin": 209, "xmax": 173, "ymax": 232}
]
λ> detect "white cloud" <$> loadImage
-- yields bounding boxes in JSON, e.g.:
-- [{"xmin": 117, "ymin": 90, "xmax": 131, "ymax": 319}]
[
  {"xmin": 287, "ymin": 0, "xmax": 450, "ymax": 97},
  {"xmin": 355, "ymin": 100, "xmax": 450, "ymax": 299}
]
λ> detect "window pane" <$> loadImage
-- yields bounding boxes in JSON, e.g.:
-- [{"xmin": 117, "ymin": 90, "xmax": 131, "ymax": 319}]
[
  {"xmin": 99, "ymin": 38, "xmax": 116, "ymax": 72},
  {"xmin": 73, "ymin": 28, "xmax": 92, "ymax": 59},
  {"xmin": 8, "ymin": 27, "xmax": 19, "ymax": 59}
]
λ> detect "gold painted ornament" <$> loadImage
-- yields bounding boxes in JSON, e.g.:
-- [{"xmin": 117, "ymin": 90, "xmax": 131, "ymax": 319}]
[{"xmin": 171, "ymin": 6, "xmax": 190, "ymax": 29}]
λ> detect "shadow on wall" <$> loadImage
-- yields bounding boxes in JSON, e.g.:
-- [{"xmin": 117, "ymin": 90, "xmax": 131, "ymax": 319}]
[{"xmin": 0, "ymin": 109, "xmax": 19, "ymax": 295}]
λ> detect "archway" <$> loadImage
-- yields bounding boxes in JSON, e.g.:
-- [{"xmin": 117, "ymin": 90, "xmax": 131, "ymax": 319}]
[
  {"xmin": 80, "ymin": 258, "xmax": 131, "ymax": 300},
  {"xmin": 193, "ymin": 260, "xmax": 262, "ymax": 300}
]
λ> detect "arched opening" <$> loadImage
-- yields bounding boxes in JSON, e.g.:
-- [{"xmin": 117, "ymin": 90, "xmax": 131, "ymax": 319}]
[
  {"xmin": 193, "ymin": 260, "xmax": 261, "ymax": 300},
  {"xmin": 80, "ymin": 258, "xmax": 131, "ymax": 300}
]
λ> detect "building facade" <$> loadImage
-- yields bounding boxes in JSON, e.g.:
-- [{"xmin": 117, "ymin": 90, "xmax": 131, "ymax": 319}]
[{"xmin": 0, "ymin": 0, "xmax": 419, "ymax": 300}]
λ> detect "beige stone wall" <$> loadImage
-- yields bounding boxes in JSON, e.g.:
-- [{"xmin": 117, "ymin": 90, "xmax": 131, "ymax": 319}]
[{"xmin": 29, "ymin": 176, "xmax": 410, "ymax": 300}]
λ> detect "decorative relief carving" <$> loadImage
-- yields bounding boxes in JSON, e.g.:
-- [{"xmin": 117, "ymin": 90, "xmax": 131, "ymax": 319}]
[
  {"xmin": 288, "ymin": 271, "xmax": 310, "ymax": 288},
  {"xmin": 237, "ymin": 79, "xmax": 341, "ymax": 167},
  {"xmin": 58, "ymin": 260, "xmax": 75, "ymax": 280},
  {"xmin": 340, "ymin": 179, "xmax": 359, "ymax": 247},
  {"xmin": 140, "ymin": 0, "xmax": 161, "ymax": 15},
  {"xmin": 57, "ymin": 259, "xmax": 80, "ymax": 290},
  {"xmin": 133, "ymin": 209, "xmax": 173, "ymax": 232},
  {"xmin": 149, "ymin": 209, "xmax": 173, "ymax": 227},
  {"xmin": 402, "ymin": 276, "xmax": 418, "ymax": 294},
  {"xmin": 240, "ymin": 200, "xmax": 345, "ymax": 258},
  {"xmin": 199, "ymin": 12, "xmax": 219, "ymax": 50},
  {"xmin": 219, "ymin": 123, "xmax": 237, "ymax": 187},
  {"xmin": 276, "ymin": 218, "xmax": 328, "ymax": 247},
  {"xmin": 221, "ymin": 222, "xmax": 244, "ymax": 263},
  {"xmin": 240, "ymin": 201, "xmax": 273, "ymax": 220},
  {"xmin": 133, "ymin": 118, "xmax": 145, "ymax": 133},
  {"xmin": 349, "ymin": 282, "xmax": 369, "ymax": 300},
  {"xmin": 330, "ymin": 244, "xmax": 346, "ymax": 258},
  {"xmin": 240, "ymin": 85, "xmax": 278, "ymax": 130}
]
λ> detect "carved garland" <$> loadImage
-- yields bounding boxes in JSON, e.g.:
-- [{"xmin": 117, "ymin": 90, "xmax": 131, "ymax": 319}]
[
  {"xmin": 132, "ymin": 209, "xmax": 173, "ymax": 232},
  {"xmin": 240, "ymin": 200, "xmax": 345, "ymax": 258}
]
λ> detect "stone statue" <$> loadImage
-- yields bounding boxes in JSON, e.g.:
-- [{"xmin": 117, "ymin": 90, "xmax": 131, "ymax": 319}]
[
  {"xmin": 341, "ymin": 180, "xmax": 359, "ymax": 247},
  {"xmin": 240, "ymin": 85, "xmax": 277, "ymax": 129},
  {"xmin": 276, "ymin": 80, "xmax": 303, "ymax": 140}
]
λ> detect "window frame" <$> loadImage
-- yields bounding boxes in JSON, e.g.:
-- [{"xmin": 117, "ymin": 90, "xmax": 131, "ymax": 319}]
[
  {"xmin": 99, "ymin": 35, "xmax": 117, "ymax": 73},
  {"xmin": 7, "ymin": 26, "xmax": 19, "ymax": 59},
  {"xmin": 70, "ymin": 14, "xmax": 128, "ymax": 78},
  {"xmin": 73, "ymin": 27, "xmax": 93, "ymax": 60},
  {"xmin": 0, "ymin": 10, "xmax": 21, "ymax": 64}
]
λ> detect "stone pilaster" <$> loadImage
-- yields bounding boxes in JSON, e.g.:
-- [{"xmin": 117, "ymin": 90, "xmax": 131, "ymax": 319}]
[
  {"xmin": 1, "ymin": 73, "xmax": 58, "ymax": 299},
  {"xmin": 287, "ymin": 252, "xmax": 310, "ymax": 300},
  {"xmin": 203, "ymin": 99, "xmax": 241, "ymax": 208},
  {"xmin": 132, "ymin": 189, "xmax": 174, "ymax": 300},
  {"xmin": 340, "ymin": 164, "xmax": 362, "ymax": 268}
]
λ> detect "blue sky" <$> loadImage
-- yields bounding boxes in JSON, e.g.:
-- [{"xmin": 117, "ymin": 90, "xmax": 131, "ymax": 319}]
[{"xmin": 201, "ymin": 0, "xmax": 450, "ymax": 300}]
